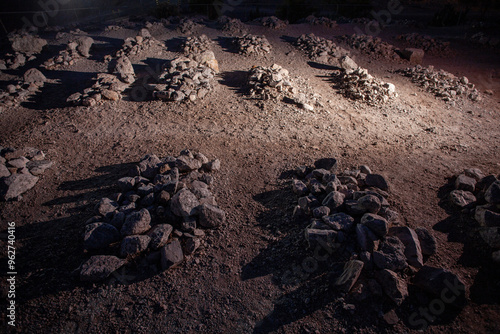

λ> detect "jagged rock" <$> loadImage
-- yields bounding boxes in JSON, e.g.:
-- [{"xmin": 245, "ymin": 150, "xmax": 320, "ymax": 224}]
[
  {"xmin": 401, "ymin": 48, "xmax": 424, "ymax": 64},
  {"xmin": 389, "ymin": 226, "xmax": 424, "ymax": 268},
  {"xmin": 170, "ymin": 189, "xmax": 199, "ymax": 217},
  {"xmin": 95, "ymin": 197, "xmax": 119, "ymax": 217},
  {"xmin": 322, "ymin": 212, "xmax": 355, "ymax": 231},
  {"xmin": 120, "ymin": 235, "xmax": 151, "ymax": 257},
  {"xmin": 480, "ymin": 227, "xmax": 500, "ymax": 248},
  {"xmin": 376, "ymin": 269, "xmax": 408, "ymax": 306},
  {"xmin": 305, "ymin": 228, "xmax": 338, "ymax": 250},
  {"xmin": 11, "ymin": 34, "xmax": 47, "ymax": 54},
  {"xmin": 357, "ymin": 194, "xmax": 382, "ymax": 214},
  {"xmin": 475, "ymin": 205, "xmax": 500, "ymax": 227},
  {"xmin": 80, "ymin": 255, "xmax": 125, "ymax": 282},
  {"xmin": 415, "ymin": 227, "xmax": 437, "ymax": 256},
  {"xmin": 361, "ymin": 213, "xmax": 388, "ymax": 238},
  {"xmin": 148, "ymin": 224, "xmax": 174, "ymax": 250},
  {"xmin": 356, "ymin": 224, "xmax": 379, "ymax": 252},
  {"xmin": 76, "ymin": 36, "xmax": 94, "ymax": 57},
  {"xmin": 121, "ymin": 209, "xmax": 151, "ymax": 236},
  {"xmin": 373, "ymin": 236, "xmax": 408, "ymax": 271},
  {"xmin": 0, "ymin": 173, "xmax": 39, "ymax": 201},
  {"xmin": 198, "ymin": 203, "xmax": 226, "ymax": 228},
  {"xmin": 413, "ymin": 266, "xmax": 466, "ymax": 308},
  {"xmin": 113, "ymin": 56, "xmax": 135, "ymax": 84},
  {"xmin": 333, "ymin": 260, "xmax": 364, "ymax": 293},
  {"xmin": 322, "ymin": 191, "xmax": 345, "ymax": 211},
  {"xmin": 161, "ymin": 240, "xmax": 184, "ymax": 270},
  {"xmin": 365, "ymin": 174, "xmax": 389, "ymax": 191},
  {"xmin": 455, "ymin": 174, "xmax": 476, "ymax": 192},
  {"xmin": 24, "ymin": 68, "xmax": 47, "ymax": 85}
]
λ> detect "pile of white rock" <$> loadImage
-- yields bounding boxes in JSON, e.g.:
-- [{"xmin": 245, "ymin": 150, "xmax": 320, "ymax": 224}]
[
  {"xmin": 398, "ymin": 65, "xmax": 481, "ymax": 102},
  {"xmin": 43, "ymin": 36, "xmax": 94, "ymax": 69},
  {"xmin": 397, "ymin": 33, "xmax": 451, "ymax": 55},
  {"xmin": 339, "ymin": 34, "xmax": 397, "ymax": 59},
  {"xmin": 333, "ymin": 56, "xmax": 397, "ymax": 105},
  {"xmin": 80, "ymin": 150, "xmax": 225, "ymax": 282},
  {"xmin": 66, "ymin": 56, "xmax": 135, "ymax": 106},
  {"xmin": 0, "ymin": 34, "xmax": 47, "ymax": 70},
  {"xmin": 183, "ymin": 34, "xmax": 213, "ymax": 54},
  {"xmin": 258, "ymin": 16, "xmax": 288, "ymax": 29},
  {"xmin": 296, "ymin": 33, "xmax": 350, "ymax": 65},
  {"xmin": 0, "ymin": 68, "xmax": 47, "ymax": 110},
  {"xmin": 234, "ymin": 34, "xmax": 272, "ymax": 56},
  {"xmin": 0, "ymin": 146, "xmax": 52, "ymax": 201},
  {"xmin": 152, "ymin": 57, "xmax": 216, "ymax": 102}
]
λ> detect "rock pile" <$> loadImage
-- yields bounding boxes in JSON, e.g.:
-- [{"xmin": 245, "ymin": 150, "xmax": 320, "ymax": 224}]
[
  {"xmin": 0, "ymin": 68, "xmax": 47, "ymax": 109},
  {"xmin": 296, "ymin": 33, "xmax": 350, "ymax": 66},
  {"xmin": 218, "ymin": 16, "xmax": 246, "ymax": 35},
  {"xmin": 445, "ymin": 169, "xmax": 500, "ymax": 263},
  {"xmin": 290, "ymin": 158, "xmax": 466, "ymax": 323},
  {"xmin": 397, "ymin": 33, "xmax": 451, "ymax": 55},
  {"xmin": 246, "ymin": 64, "xmax": 321, "ymax": 110},
  {"xmin": 470, "ymin": 33, "xmax": 500, "ymax": 48},
  {"xmin": 333, "ymin": 59, "xmax": 397, "ymax": 105},
  {"xmin": 177, "ymin": 19, "xmax": 202, "ymax": 35},
  {"xmin": 0, "ymin": 34, "xmax": 47, "ymax": 70},
  {"xmin": 398, "ymin": 65, "xmax": 481, "ymax": 102},
  {"xmin": 303, "ymin": 15, "xmax": 337, "ymax": 28},
  {"xmin": 107, "ymin": 28, "xmax": 162, "ymax": 60},
  {"xmin": 80, "ymin": 150, "xmax": 225, "ymax": 282},
  {"xmin": 258, "ymin": 16, "xmax": 287, "ymax": 29},
  {"xmin": 66, "ymin": 56, "xmax": 135, "ymax": 106},
  {"xmin": 182, "ymin": 34, "xmax": 213, "ymax": 55},
  {"xmin": 234, "ymin": 34, "xmax": 272, "ymax": 56},
  {"xmin": 0, "ymin": 147, "xmax": 52, "ymax": 201},
  {"xmin": 43, "ymin": 36, "xmax": 94, "ymax": 69},
  {"xmin": 339, "ymin": 34, "xmax": 397, "ymax": 60},
  {"xmin": 152, "ymin": 57, "xmax": 216, "ymax": 102}
]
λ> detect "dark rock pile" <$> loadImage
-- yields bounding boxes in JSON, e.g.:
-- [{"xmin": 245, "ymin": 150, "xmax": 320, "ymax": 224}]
[
  {"xmin": 106, "ymin": 28, "xmax": 162, "ymax": 61},
  {"xmin": 296, "ymin": 33, "xmax": 350, "ymax": 66},
  {"xmin": 397, "ymin": 33, "xmax": 451, "ymax": 55},
  {"xmin": 66, "ymin": 56, "xmax": 135, "ymax": 106},
  {"xmin": 339, "ymin": 34, "xmax": 397, "ymax": 60},
  {"xmin": 258, "ymin": 16, "xmax": 288, "ymax": 30},
  {"xmin": 152, "ymin": 57, "xmax": 216, "ymax": 102},
  {"xmin": 0, "ymin": 34, "xmax": 47, "ymax": 70},
  {"xmin": 0, "ymin": 147, "xmax": 52, "ymax": 201},
  {"xmin": 43, "ymin": 36, "xmax": 94, "ymax": 69},
  {"xmin": 80, "ymin": 150, "xmax": 224, "ymax": 282},
  {"xmin": 303, "ymin": 15, "xmax": 337, "ymax": 28},
  {"xmin": 218, "ymin": 16, "xmax": 246, "ymax": 35},
  {"xmin": 470, "ymin": 33, "xmax": 500, "ymax": 49},
  {"xmin": 182, "ymin": 34, "xmax": 213, "ymax": 54},
  {"xmin": 290, "ymin": 158, "xmax": 466, "ymax": 325},
  {"xmin": 445, "ymin": 168, "xmax": 500, "ymax": 263},
  {"xmin": 0, "ymin": 68, "xmax": 48, "ymax": 110},
  {"xmin": 398, "ymin": 65, "xmax": 481, "ymax": 102},
  {"xmin": 234, "ymin": 34, "xmax": 272, "ymax": 56},
  {"xmin": 177, "ymin": 19, "xmax": 202, "ymax": 35}
]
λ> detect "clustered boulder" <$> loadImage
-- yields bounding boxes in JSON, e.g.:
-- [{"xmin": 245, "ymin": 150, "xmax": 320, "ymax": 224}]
[
  {"xmin": 296, "ymin": 33, "xmax": 350, "ymax": 66},
  {"xmin": 80, "ymin": 150, "xmax": 224, "ymax": 282},
  {"xmin": 0, "ymin": 68, "xmax": 47, "ymax": 110},
  {"xmin": 333, "ymin": 58, "xmax": 397, "ymax": 105},
  {"xmin": 398, "ymin": 65, "xmax": 481, "ymax": 102},
  {"xmin": 182, "ymin": 34, "xmax": 213, "ymax": 54},
  {"xmin": 0, "ymin": 147, "xmax": 52, "ymax": 201},
  {"xmin": 445, "ymin": 168, "xmax": 500, "ymax": 263},
  {"xmin": 66, "ymin": 56, "xmax": 135, "ymax": 106},
  {"xmin": 152, "ymin": 57, "xmax": 216, "ymax": 102},
  {"xmin": 258, "ymin": 16, "xmax": 288, "ymax": 29},
  {"xmin": 43, "ymin": 36, "xmax": 94, "ymax": 69},
  {"xmin": 0, "ymin": 34, "xmax": 47, "ymax": 70},
  {"xmin": 218, "ymin": 16, "xmax": 246, "ymax": 35},
  {"xmin": 470, "ymin": 32, "xmax": 500, "ymax": 49},
  {"xmin": 397, "ymin": 33, "xmax": 451, "ymax": 55},
  {"xmin": 234, "ymin": 34, "xmax": 272, "ymax": 56},
  {"xmin": 339, "ymin": 34, "xmax": 397, "ymax": 60},
  {"xmin": 290, "ymin": 158, "xmax": 466, "ymax": 324},
  {"xmin": 177, "ymin": 19, "xmax": 202, "ymax": 35},
  {"xmin": 303, "ymin": 15, "xmax": 337, "ymax": 28}
]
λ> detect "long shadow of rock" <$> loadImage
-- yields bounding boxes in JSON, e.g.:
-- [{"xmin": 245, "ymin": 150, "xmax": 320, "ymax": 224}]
[
  {"xmin": 434, "ymin": 177, "xmax": 500, "ymax": 305},
  {"xmin": 216, "ymin": 36, "xmax": 237, "ymax": 54},
  {"xmin": 219, "ymin": 70, "xmax": 248, "ymax": 95},
  {"xmin": 164, "ymin": 37, "xmax": 185, "ymax": 52}
]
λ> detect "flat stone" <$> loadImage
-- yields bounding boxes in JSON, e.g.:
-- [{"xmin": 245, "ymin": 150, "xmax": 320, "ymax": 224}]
[
  {"xmin": 0, "ymin": 164, "xmax": 11, "ymax": 178},
  {"xmin": 170, "ymin": 189, "xmax": 199, "ymax": 217},
  {"xmin": 415, "ymin": 227, "xmax": 437, "ymax": 256},
  {"xmin": 161, "ymin": 240, "xmax": 184, "ymax": 270},
  {"xmin": 198, "ymin": 203, "xmax": 226, "ymax": 228},
  {"xmin": 373, "ymin": 236, "xmax": 407, "ymax": 272},
  {"xmin": 361, "ymin": 213, "xmax": 388, "ymax": 238},
  {"xmin": 121, "ymin": 209, "xmax": 151, "ymax": 236},
  {"xmin": 485, "ymin": 180, "xmax": 500, "ymax": 204},
  {"xmin": 0, "ymin": 173, "xmax": 39, "ymax": 201},
  {"xmin": 7, "ymin": 157, "xmax": 29, "ymax": 168},
  {"xmin": 204, "ymin": 159, "xmax": 221, "ymax": 172},
  {"xmin": 389, "ymin": 226, "xmax": 423, "ymax": 268},
  {"xmin": 84, "ymin": 223, "xmax": 120, "ymax": 250},
  {"xmin": 365, "ymin": 174, "xmax": 389, "ymax": 191},
  {"xmin": 333, "ymin": 260, "xmax": 364, "ymax": 293},
  {"xmin": 80, "ymin": 255, "xmax": 125, "ymax": 282},
  {"xmin": 375, "ymin": 269, "xmax": 408, "ymax": 306},
  {"xmin": 455, "ymin": 174, "xmax": 476, "ymax": 192},
  {"xmin": 120, "ymin": 235, "xmax": 151, "ymax": 257},
  {"xmin": 26, "ymin": 160, "xmax": 52, "ymax": 175},
  {"xmin": 449, "ymin": 190, "xmax": 476, "ymax": 207},
  {"xmin": 322, "ymin": 212, "xmax": 355, "ymax": 231},
  {"xmin": 413, "ymin": 266, "xmax": 466, "ymax": 308}
]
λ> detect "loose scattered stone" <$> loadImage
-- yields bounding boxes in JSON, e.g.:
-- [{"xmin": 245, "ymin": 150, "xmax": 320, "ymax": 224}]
[
  {"xmin": 0, "ymin": 68, "xmax": 49, "ymax": 109},
  {"xmin": 1, "ymin": 33, "xmax": 47, "ymax": 69},
  {"xmin": 108, "ymin": 28, "xmax": 163, "ymax": 60},
  {"xmin": 183, "ymin": 34, "xmax": 213, "ymax": 54}
]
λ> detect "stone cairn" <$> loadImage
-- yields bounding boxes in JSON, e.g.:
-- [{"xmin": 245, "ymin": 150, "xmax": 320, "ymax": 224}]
[
  {"xmin": 397, "ymin": 33, "xmax": 451, "ymax": 55},
  {"xmin": 338, "ymin": 34, "xmax": 397, "ymax": 60},
  {"xmin": 290, "ymin": 158, "xmax": 466, "ymax": 324},
  {"xmin": 80, "ymin": 150, "xmax": 225, "ymax": 282},
  {"xmin": 303, "ymin": 15, "xmax": 337, "ymax": 28},
  {"xmin": 0, "ymin": 147, "xmax": 52, "ymax": 201},
  {"xmin": 104, "ymin": 28, "xmax": 162, "ymax": 61},
  {"xmin": 218, "ymin": 16, "xmax": 246, "ymax": 35},
  {"xmin": 258, "ymin": 16, "xmax": 288, "ymax": 30},
  {"xmin": 43, "ymin": 36, "xmax": 94, "ymax": 69},
  {"xmin": 183, "ymin": 34, "xmax": 214, "ymax": 54},
  {"xmin": 246, "ymin": 64, "xmax": 320, "ymax": 110},
  {"xmin": 67, "ymin": 56, "xmax": 135, "ymax": 106},
  {"xmin": 152, "ymin": 57, "xmax": 216, "ymax": 102},
  {"xmin": 234, "ymin": 34, "xmax": 272, "ymax": 56},
  {"xmin": 295, "ymin": 33, "xmax": 350, "ymax": 66},
  {"xmin": 0, "ymin": 34, "xmax": 47, "ymax": 70},
  {"xmin": 445, "ymin": 168, "xmax": 500, "ymax": 263},
  {"xmin": 398, "ymin": 65, "xmax": 481, "ymax": 102},
  {"xmin": 0, "ymin": 68, "xmax": 48, "ymax": 110},
  {"xmin": 177, "ymin": 19, "xmax": 202, "ymax": 35},
  {"xmin": 333, "ymin": 56, "xmax": 397, "ymax": 105},
  {"xmin": 470, "ymin": 32, "xmax": 500, "ymax": 49}
]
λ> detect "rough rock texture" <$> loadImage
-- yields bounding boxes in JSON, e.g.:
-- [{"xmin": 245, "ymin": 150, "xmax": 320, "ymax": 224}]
[
  {"xmin": 80, "ymin": 255, "xmax": 125, "ymax": 282},
  {"xmin": 218, "ymin": 16, "xmax": 246, "ymax": 35},
  {"xmin": 44, "ymin": 36, "xmax": 94, "ymax": 69},
  {"xmin": 234, "ymin": 34, "xmax": 272, "ymax": 56},
  {"xmin": 339, "ymin": 34, "xmax": 397, "ymax": 59},
  {"xmin": 296, "ymin": 33, "xmax": 350, "ymax": 65}
]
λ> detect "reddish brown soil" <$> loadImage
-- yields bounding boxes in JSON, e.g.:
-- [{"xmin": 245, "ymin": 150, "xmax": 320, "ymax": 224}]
[{"xmin": 0, "ymin": 19, "xmax": 499, "ymax": 333}]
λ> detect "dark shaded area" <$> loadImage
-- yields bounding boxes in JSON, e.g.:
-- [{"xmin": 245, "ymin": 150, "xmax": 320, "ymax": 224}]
[
  {"xmin": 216, "ymin": 36, "xmax": 237, "ymax": 54},
  {"xmin": 219, "ymin": 70, "xmax": 248, "ymax": 95}
]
